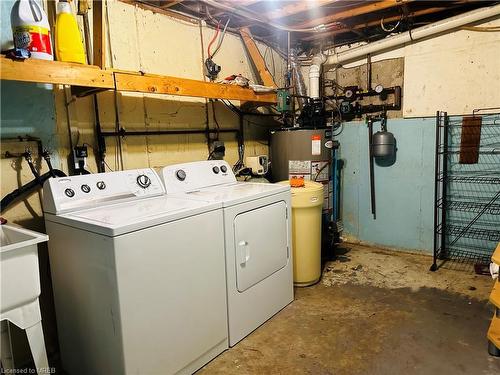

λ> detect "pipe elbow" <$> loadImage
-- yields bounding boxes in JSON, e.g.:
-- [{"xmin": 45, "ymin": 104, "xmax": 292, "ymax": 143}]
[{"xmin": 311, "ymin": 52, "xmax": 326, "ymax": 67}]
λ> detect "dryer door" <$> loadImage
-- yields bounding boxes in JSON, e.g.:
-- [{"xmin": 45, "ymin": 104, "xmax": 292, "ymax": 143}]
[{"xmin": 234, "ymin": 201, "xmax": 288, "ymax": 292}]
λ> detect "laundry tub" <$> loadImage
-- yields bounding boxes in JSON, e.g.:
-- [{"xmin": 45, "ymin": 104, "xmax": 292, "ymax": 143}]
[{"xmin": 1, "ymin": 224, "xmax": 49, "ymax": 373}]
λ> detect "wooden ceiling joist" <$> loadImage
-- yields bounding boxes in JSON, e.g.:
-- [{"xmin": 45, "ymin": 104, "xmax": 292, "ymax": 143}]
[
  {"xmin": 266, "ymin": 0, "xmax": 340, "ymax": 20},
  {"xmin": 302, "ymin": 6, "xmax": 447, "ymax": 41},
  {"xmin": 294, "ymin": 0, "xmax": 410, "ymax": 29},
  {"xmin": 210, "ymin": 0, "xmax": 262, "ymax": 18}
]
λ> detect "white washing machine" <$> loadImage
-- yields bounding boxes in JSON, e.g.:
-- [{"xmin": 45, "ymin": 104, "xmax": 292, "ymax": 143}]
[
  {"xmin": 42, "ymin": 169, "xmax": 228, "ymax": 375},
  {"xmin": 162, "ymin": 161, "xmax": 294, "ymax": 346}
]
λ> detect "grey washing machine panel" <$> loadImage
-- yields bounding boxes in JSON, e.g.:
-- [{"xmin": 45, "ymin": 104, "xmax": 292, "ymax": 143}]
[{"xmin": 234, "ymin": 201, "xmax": 288, "ymax": 292}]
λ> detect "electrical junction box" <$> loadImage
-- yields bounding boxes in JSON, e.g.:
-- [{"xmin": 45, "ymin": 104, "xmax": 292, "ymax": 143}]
[
  {"xmin": 277, "ymin": 89, "xmax": 291, "ymax": 112},
  {"xmin": 73, "ymin": 146, "xmax": 88, "ymax": 169},
  {"xmin": 210, "ymin": 140, "xmax": 225, "ymax": 160}
]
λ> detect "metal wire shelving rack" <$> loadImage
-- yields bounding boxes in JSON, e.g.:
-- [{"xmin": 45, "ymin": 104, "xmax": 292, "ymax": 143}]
[{"xmin": 431, "ymin": 109, "xmax": 500, "ymax": 271}]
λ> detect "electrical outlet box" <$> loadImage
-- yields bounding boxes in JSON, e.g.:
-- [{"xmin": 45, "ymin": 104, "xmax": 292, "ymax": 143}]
[
  {"xmin": 205, "ymin": 58, "xmax": 221, "ymax": 80},
  {"xmin": 210, "ymin": 141, "xmax": 225, "ymax": 160},
  {"xmin": 73, "ymin": 146, "xmax": 88, "ymax": 170}
]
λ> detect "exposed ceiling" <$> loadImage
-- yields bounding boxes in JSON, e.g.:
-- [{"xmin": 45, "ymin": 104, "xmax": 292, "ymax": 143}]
[{"xmin": 129, "ymin": 0, "xmax": 498, "ymax": 54}]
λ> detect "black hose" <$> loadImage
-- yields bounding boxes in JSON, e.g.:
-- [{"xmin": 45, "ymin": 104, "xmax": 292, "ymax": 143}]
[
  {"xmin": 42, "ymin": 152, "xmax": 56, "ymax": 178},
  {"xmin": 23, "ymin": 152, "xmax": 40, "ymax": 182},
  {"xmin": 1, "ymin": 169, "xmax": 66, "ymax": 212}
]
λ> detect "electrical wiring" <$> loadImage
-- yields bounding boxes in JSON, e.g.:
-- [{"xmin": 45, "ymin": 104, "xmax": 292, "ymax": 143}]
[
  {"xmin": 178, "ymin": 2, "xmax": 287, "ymax": 59},
  {"xmin": 207, "ymin": 21, "xmax": 220, "ymax": 59},
  {"xmin": 211, "ymin": 18, "xmax": 230, "ymax": 58},
  {"xmin": 221, "ymin": 98, "xmax": 281, "ymax": 118},
  {"xmin": 103, "ymin": 159, "xmax": 115, "ymax": 172},
  {"xmin": 210, "ymin": 99, "xmax": 220, "ymax": 140},
  {"xmin": 245, "ymin": 117, "xmax": 280, "ymax": 129},
  {"xmin": 220, "ymin": 99, "xmax": 241, "ymax": 116},
  {"xmin": 313, "ymin": 162, "xmax": 331, "ymax": 182},
  {"xmin": 332, "ymin": 122, "xmax": 344, "ymax": 137},
  {"xmin": 233, "ymin": 144, "xmax": 245, "ymax": 173},
  {"xmin": 381, "ymin": 14, "xmax": 402, "ymax": 33},
  {"xmin": 263, "ymin": 46, "xmax": 277, "ymax": 82}
]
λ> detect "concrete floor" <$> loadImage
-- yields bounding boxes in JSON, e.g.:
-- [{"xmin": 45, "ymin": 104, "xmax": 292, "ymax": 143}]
[{"xmin": 199, "ymin": 244, "xmax": 500, "ymax": 375}]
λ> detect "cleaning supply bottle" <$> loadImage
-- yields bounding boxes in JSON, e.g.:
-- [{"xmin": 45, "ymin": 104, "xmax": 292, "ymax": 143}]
[
  {"xmin": 11, "ymin": 0, "xmax": 53, "ymax": 60},
  {"xmin": 55, "ymin": 0, "xmax": 86, "ymax": 64}
]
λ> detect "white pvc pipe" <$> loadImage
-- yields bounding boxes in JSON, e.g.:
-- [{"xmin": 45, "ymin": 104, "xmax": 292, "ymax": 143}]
[
  {"xmin": 308, "ymin": 53, "xmax": 326, "ymax": 99},
  {"xmin": 324, "ymin": 3, "xmax": 500, "ymax": 66},
  {"xmin": 308, "ymin": 65, "xmax": 321, "ymax": 99}
]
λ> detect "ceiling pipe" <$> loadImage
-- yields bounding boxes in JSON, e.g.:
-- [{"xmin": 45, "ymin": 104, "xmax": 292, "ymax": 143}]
[
  {"xmin": 307, "ymin": 4, "xmax": 500, "ymax": 97},
  {"xmin": 325, "ymin": 3, "xmax": 500, "ymax": 67}
]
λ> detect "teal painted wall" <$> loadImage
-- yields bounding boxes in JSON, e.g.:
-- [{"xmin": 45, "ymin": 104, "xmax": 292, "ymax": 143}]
[{"xmin": 337, "ymin": 118, "xmax": 436, "ymax": 252}]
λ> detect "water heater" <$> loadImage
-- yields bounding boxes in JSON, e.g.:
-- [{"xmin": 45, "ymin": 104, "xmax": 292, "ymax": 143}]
[{"xmin": 269, "ymin": 127, "xmax": 333, "ymax": 214}]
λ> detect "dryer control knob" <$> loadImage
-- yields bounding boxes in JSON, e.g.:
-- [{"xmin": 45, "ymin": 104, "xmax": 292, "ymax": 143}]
[
  {"xmin": 136, "ymin": 174, "xmax": 151, "ymax": 189},
  {"xmin": 96, "ymin": 181, "xmax": 106, "ymax": 190},
  {"xmin": 176, "ymin": 169, "xmax": 186, "ymax": 181},
  {"xmin": 81, "ymin": 184, "xmax": 91, "ymax": 193},
  {"xmin": 220, "ymin": 165, "xmax": 227, "ymax": 173},
  {"xmin": 212, "ymin": 166, "xmax": 220, "ymax": 174}
]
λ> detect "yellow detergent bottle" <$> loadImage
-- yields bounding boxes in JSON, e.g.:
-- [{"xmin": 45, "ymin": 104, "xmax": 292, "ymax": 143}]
[{"xmin": 55, "ymin": 0, "xmax": 86, "ymax": 64}]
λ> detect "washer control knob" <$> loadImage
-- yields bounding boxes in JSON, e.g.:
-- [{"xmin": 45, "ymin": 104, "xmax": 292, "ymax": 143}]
[
  {"xmin": 96, "ymin": 181, "xmax": 106, "ymax": 190},
  {"xmin": 212, "ymin": 166, "xmax": 220, "ymax": 174},
  {"xmin": 81, "ymin": 184, "xmax": 91, "ymax": 193},
  {"xmin": 176, "ymin": 169, "xmax": 186, "ymax": 181},
  {"xmin": 136, "ymin": 174, "xmax": 151, "ymax": 189},
  {"xmin": 64, "ymin": 188, "xmax": 75, "ymax": 198},
  {"xmin": 220, "ymin": 165, "xmax": 227, "ymax": 173}
]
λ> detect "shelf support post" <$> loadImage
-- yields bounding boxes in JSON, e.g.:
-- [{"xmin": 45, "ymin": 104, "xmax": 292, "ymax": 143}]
[{"xmin": 93, "ymin": 0, "xmax": 106, "ymax": 69}]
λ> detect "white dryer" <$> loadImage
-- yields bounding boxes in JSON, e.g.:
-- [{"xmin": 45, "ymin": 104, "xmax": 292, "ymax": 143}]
[
  {"xmin": 43, "ymin": 169, "xmax": 228, "ymax": 375},
  {"xmin": 162, "ymin": 161, "xmax": 294, "ymax": 346}
]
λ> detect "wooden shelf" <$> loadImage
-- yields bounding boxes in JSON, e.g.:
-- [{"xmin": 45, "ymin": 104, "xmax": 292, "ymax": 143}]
[
  {"xmin": 492, "ymin": 242, "xmax": 500, "ymax": 265},
  {"xmin": 488, "ymin": 315, "xmax": 500, "ymax": 348},
  {"xmin": 114, "ymin": 71, "xmax": 276, "ymax": 103},
  {"xmin": 0, "ymin": 56, "xmax": 276, "ymax": 104},
  {"xmin": 491, "ymin": 280, "xmax": 500, "ymax": 309},
  {"xmin": 0, "ymin": 56, "xmax": 114, "ymax": 89}
]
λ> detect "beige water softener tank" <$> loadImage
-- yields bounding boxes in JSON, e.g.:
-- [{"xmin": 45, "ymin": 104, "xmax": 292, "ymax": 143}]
[{"xmin": 281, "ymin": 180, "xmax": 323, "ymax": 286}]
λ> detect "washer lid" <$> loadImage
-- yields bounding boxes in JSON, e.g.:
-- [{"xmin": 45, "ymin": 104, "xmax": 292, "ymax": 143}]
[
  {"xmin": 45, "ymin": 196, "xmax": 222, "ymax": 237},
  {"xmin": 184, "ymin": 182, "xmax": 290, "ymax": 207}
]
